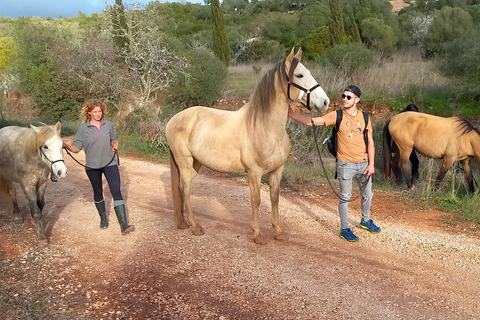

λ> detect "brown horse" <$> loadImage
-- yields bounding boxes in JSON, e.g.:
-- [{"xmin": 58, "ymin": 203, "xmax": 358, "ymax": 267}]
[
  {"xmin": 386, "ymin": 112, "xmax": 480, "ymax": 192},
  {"xmin": 165, "ymin": 48, "xmax": 330, "ymax": 244}
]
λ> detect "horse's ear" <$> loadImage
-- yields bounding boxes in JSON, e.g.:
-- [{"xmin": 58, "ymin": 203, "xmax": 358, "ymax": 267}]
[
  {"xmin": 286, "ymin": 47, "xmax": 295, "ymax": 72},
  {"xmin": 30, "ymin": 124, "xmax": 40, "ymax": 133},
  {"xmin": 295, "ymin": 47, "xmax": 302, "ymax": 61},
  {"xmin": 55, "ymin": 121, "xmax": 61, "ymax": 135}
]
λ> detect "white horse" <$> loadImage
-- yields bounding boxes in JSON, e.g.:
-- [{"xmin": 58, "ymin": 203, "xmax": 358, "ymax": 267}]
[{"xmin": 0, "ymin": 122, "xmax": 67, "ymax": 247}]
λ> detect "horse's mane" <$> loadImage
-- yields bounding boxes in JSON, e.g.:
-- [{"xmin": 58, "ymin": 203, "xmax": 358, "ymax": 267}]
[
  {"xmin": 18, "ymin": 125, "xmax": 56, "ymax": 160},
  {"xmin": 456, "ymin": 117, "xmax": 480, "ymax": 136},
  {"xmin": 245, "ymin": 58, "xmax": 291, "ymax": 126}
]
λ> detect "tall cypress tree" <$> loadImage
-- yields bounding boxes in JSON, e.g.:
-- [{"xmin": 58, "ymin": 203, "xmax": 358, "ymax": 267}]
[
  {"xmin": 112, "ymin": 0, "xmax": 129, "ymax": 52},
  {"xmin": 329, "ymin": 0, "xmax": 346, "ymax": 46},
  {"xmin": 351, "ymin": 16, "xmax": 362, "ymax": 43},
  {"xmin": 211, "ymin": 0, "xmax": 231, "ymax": 66}
]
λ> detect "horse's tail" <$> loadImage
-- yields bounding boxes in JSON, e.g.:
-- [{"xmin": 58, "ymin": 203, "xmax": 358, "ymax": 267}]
[
  {"xmin": 383, "ymin": 120, "xmax": 393, "ymax": 181},
  {"xmin": 0, "ymin": 175, "xmax": 8, "ymax": 195},
  {"xmin": 169, "ymin": 149, "xmax": 185, "ymax": 228}
]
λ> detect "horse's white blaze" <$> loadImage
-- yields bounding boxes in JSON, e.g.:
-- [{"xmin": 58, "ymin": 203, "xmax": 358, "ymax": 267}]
[
  {"xmin": 294, "ymin": 63, "xmax": 330, "ymax": 112},
  {"xmin": 43, "ymin": 134, "xmax": 67, "ymax": 179}
]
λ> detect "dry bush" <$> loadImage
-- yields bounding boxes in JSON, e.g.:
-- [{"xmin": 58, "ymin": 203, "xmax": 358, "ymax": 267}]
[
  {"xmin": 307, "ymin": 48, "xmax": 446, "ymax": 98},
  {"xmin": 139, "ymin": 118, "xmax": 169, "ymax": 153}
]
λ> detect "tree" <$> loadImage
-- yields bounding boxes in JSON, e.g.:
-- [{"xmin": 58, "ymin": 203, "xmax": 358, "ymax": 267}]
[
  {"xmin": 105, "ymin": 5, "xmax": 189, "ymax": 102},
  {"xmin": 360, "ymin": 17, "xmax": 398, "ymax": 56},
  {"xmin": 436, "ymin": 27, "xmax": 480, "ymax": 96},
  {"xmin": 0, "ymin": 37, "xmax": 17, "ymax": 72},
  {"xmin": 297, "ymin": 26, "xmax": 331, "ymax": 60},
  {"xmin": 111, "ymin": 0, "xmax": 129, "ymax": 52},
  {"xmin": 296, "ymin": 3, "xmax": 331, "ymax": 38},
  {"xmin": 211, "ymin": 0, "xmax": 231, "ymax": 66},
  {"xmin": 329, "ymin": 0, "xmax": 346, "ymax": 45},
  {"xmin": 262, "ymin": 12, "xmax": 298, "ymax": 49},
  {"xmin": 351, "ymin": 16, "xmax": 361, "ymax": 43},
  {"xmin": 423, "ymin": 6, "xmax": 473, "ymax": 58}
]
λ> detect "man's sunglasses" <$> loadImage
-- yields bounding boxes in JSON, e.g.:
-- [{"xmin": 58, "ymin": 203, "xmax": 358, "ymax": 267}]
[{"xmin": 342, "ymin": 94, "xmax": 354, "ymax": 100}]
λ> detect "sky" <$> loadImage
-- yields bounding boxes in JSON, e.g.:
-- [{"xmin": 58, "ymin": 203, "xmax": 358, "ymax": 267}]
[{"xmin": 0, "ymin": 0, "xmax": 203, "ymax": 19}]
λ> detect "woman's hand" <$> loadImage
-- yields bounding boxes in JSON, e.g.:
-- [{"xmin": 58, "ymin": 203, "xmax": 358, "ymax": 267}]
[{"xmin": 111, "ymin": 140, "xmax": 119, "ymax": 152}]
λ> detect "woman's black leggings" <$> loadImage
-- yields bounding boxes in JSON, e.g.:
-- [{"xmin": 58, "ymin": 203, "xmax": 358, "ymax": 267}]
[{"xmin": 85, "ymin": 165, "xmax": 123, "ymax": 202}]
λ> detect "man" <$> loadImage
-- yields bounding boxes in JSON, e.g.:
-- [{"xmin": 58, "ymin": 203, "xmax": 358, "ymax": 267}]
[{"xmin": 288, "ymin": 85, "xmax": 380, "ymax": 241}]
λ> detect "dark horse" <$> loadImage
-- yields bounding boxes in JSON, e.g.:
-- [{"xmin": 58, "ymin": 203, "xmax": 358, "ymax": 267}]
[
  {"xmin": 384, "ymin": 112, "xmax": 480, "ymax": 192},
  {"xmin": 383, "ymin": 104, "xmax": 420, "ymax": 184}
]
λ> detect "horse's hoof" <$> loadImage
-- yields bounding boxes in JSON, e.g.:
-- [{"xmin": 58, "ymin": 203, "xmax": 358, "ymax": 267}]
[
  {"xmin": 253, "ymin": 236, "xmax": 268, "ymax": 245},
  {"xmin": 38, "ymin": 239, "xmax": 48, "ymax": 248},
  {"xmin": 13, "ymin": 216, "xmax": 23, "ymax": 224},
  {"xmin": 275, "ymin": 233, "xmax": 289, "ymax": 241},
  {"xmin": 191, "ymin": 226, "xmax": 205, "ymax": 236},
  {"xmin": 177, "ymin": 221, "xmax": 190, "ymax": 230}
]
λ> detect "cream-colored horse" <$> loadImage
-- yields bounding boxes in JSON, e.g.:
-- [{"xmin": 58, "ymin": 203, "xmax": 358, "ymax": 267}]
[{"xmin": 165, "ymin": 48, "xmax": 330, "ymax": 244}]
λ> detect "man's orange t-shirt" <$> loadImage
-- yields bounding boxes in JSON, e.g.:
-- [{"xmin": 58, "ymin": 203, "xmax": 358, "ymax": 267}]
[{"xmin": 323, "ymin": 109, "xmax": 372, "ymax": 163}]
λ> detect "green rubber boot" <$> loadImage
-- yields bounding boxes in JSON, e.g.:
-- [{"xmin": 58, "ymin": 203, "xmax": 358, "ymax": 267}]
[
  {"xmin": 114, "ymin": 204, "xmax": 135, "ymax": 235},
  {"xmin": 95, "ymin": 200, "xmax": 108, "ymax": 229}
]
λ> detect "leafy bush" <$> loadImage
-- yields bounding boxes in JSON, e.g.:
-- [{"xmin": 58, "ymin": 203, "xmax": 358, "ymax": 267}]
[
  {"xmin": 317, "ymin": 42, "xmax": 374, "ymax": 71},
  {"xmin": 423, "ymin": 6, "xmax": 473, "ymax": 58},
  {"xmin": 297, "ymin": 26, "xmax": 331, "ymax": 60},
  {"xmin": 168, "ymin": 48, "xmax": 228, "ymax": 107},
  {"xmin": 435, "ymin": 27, "xmax": 480, "ymax": 97},
  {"xmin": 360, "ymin": 17, "xmax": 398, "ymax": 55}
]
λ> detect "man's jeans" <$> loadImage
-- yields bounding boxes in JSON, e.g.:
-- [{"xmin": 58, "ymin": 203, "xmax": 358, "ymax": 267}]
[{"xmin": 336, "ymin": 159, "xmax": 374, "ymax": 230}]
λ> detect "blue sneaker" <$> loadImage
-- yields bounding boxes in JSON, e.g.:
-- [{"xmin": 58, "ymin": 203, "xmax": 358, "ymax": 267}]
[
  {"xmin": 339, "ymin": 228, "xmax": 359, "ymax": 242},
  {"xmin": 360, "ymin": 219, "xmax": 381, "ymax": 233}
]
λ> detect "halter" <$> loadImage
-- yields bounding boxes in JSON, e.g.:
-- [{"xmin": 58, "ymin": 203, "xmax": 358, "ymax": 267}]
[
  {"xmin": 286, "ymin": 58, "xmax": 322, "ymax": 111},
  {"xmin": 39, "ymin": 146, "xmax": 65, "ymax": 182}
]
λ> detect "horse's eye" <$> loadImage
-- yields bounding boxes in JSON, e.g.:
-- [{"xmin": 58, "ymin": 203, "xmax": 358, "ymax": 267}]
[
  {"xmin": 43, "ymin": 145, "xmax": 48, "ymax": 149},
  {"xmin": 295, "ymin": 74, "xmax": 303, "ymax": 78}
]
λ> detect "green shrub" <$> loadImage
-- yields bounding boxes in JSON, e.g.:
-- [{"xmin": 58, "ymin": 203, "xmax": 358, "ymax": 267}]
[
  {"xmin": 168, "ymin": 48, "xmax": 228, "ymax": 107},
  {"xmin": 297, "ymin": 26, "xmax": 331, "ymax": 60},
  {"xmin": 317, "ymin": 42, "xmax": 374, "ymax": 71}
]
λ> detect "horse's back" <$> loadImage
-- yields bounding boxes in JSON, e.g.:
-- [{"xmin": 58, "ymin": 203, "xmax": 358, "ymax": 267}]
[
  {"xmin": 0, "ymin": 126, "xmax": 26, "ymax": 182},
  {"xmin": 166, "ymin": 106, "xmax": 249, "ymax": 172},
  {"xmin": 389, "ymin": 112, "xmax": 460, "ymax": 158}
]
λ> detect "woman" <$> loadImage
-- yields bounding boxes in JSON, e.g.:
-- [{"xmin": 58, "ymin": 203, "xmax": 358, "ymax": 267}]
[{"xmin": 63, "ymin": 99, "xmax": 135, "ymax": 235}]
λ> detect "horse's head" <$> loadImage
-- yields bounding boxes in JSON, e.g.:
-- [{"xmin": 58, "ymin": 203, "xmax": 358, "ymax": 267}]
[
  {"xmin": 285, "ymin": 48, "xmax": 330, "ymax": 113},
  {"xmin": 31, "ymin": 122, "xmax": 68, "ymax": 180}
]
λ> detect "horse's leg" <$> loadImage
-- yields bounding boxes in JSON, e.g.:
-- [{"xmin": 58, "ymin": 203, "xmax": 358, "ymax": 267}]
[
  {"xmin": 170, "ymin": 150, "xmax": 189, "ymax": 229},
  {"xmin": 435, "ymin": 157, "xmax": 455, "ymax": 190},
  {"xmin": 248, "ymin": 172, "xmax": 267, "ymax": 245},
  {"xmin": 36, "ymin": 182, "xmax": 47, "ymax": 212},
  {"xmin": 3, "ymin": 179, "xmax": 22, "ymax": 223},
  {"xmin": 179, "ymin": 159, "xmax": 204, "ymax": 236},
  {"xmin": 382, "ymin": 122, "xmax": 392, "ymax": 181},
  {"xmin": 269, "ymin": 165, "xmax": 288, "ymax": 242},
  {"xmin": 392, "ymin": 150, "xmax": 403, "ymax": 183},
  {"xmin": 398, "ymin": 147, "xmax": 414, "ymax": 188},
  {"xmin": 21, "ymin": 182, "xmax": 48, "ymax": 246},
  {"xmin": 461, "ymin": 159, "xmax": 475, "ymax": 193},
  {"xmin": 410, "ymin": 150, "xmax": 420, "ymax": 183}
]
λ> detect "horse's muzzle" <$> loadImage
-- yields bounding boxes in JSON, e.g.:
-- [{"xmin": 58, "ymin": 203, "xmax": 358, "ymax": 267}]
[{"xmin": 313, "ymin": 97, "xmax": 330, "ymax": 112}]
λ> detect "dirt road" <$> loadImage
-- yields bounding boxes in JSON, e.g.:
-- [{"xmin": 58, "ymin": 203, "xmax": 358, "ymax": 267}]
[{"xmin": 1, "ymin": 149, "xmax": 480, "ymax": 319}]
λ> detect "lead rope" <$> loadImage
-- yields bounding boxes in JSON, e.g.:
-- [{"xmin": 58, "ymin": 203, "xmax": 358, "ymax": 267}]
[
  {"xmin": 308, "ymin": 113, "xmax": 369, "ymax": 202},
  {"xmin": 64, "ymin": 148, "xmax": 119, "ymax": 170}
]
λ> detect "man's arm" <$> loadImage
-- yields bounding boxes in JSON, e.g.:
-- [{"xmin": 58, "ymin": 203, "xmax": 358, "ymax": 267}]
[
  {"xmin": 364, "ymin": 130, "xmax": 375, "ymax": 176},
  {"xmin": 288, "ymin": 108, "xmax": 326, "ymax": 126}
]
